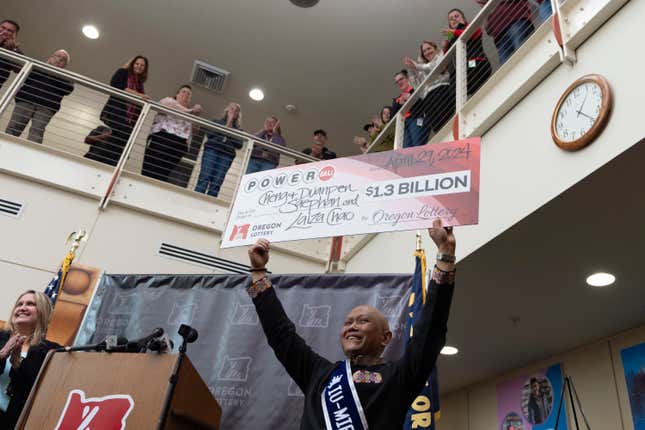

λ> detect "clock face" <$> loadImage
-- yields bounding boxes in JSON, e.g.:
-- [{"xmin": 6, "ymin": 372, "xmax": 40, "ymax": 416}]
[{"xmin": 554, "ymin": 81, "xmax": 603, "ymax": 142}]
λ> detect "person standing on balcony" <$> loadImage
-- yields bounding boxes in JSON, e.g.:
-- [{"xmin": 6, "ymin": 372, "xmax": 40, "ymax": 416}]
[
  {"xmin": 404, "ymin": 40, "xmax": 455, "ymax": 135},
  {"xmin": 302, "ymin": 129, "xmax": 336, "ymax": 161},
  {"xmin": 369, "ymin": 106, "xmax": 395, "ymax": 152},
  {"xmin": 85, "ymin": 55, "xmax": 149, "ymax": 166},
  {"xmin": 5, "ymin": 50, "xmax": 73, "ymax": 144},
  {"xmin": 194, "ymin": 102, "xmax": 243, "ymax": 198},
  {"xmin": 142, "ymin": 84, "xmax": 203, "ymax": 184},
  {"xmin": 476, "ymin": 0, "xmax": 535, "ymax": 64},
  {"xmin": 247, "ymin": 116, "xmax": 286, "ymax": 174},
  {"xmin": 0, "ymin": 19, "xmax": 23, "ymax": 89},
  {"xmin": 442, "ymin": 8, "xmax": 492, "ymax": 97},
  {"xmin": 391, "ymin": 69, "xmax": 431, "ymax": 148}
]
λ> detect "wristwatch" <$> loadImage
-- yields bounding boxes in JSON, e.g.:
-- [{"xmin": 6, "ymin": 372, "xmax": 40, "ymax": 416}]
[
  {"xmin": 436, "ymin": 253, "xmax": 456, "ymax": 263},
  {"xmin": 247, "ymin": 277, "xmax": 272, "ymax": 299}
]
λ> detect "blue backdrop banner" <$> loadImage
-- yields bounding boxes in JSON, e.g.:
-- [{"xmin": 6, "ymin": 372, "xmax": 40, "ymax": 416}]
[{"xmin": 76, "ymin": 273, "xmax": 418, "ymax": 428}]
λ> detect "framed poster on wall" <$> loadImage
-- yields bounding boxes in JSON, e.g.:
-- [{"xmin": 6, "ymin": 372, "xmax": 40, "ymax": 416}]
[
  {"xmin": 496, "ymin": 364, "xmax": 568, "ymax": 430},
  {"xmin": 621, "ymin": 342, "xmax": 645, "ymax": 430}
]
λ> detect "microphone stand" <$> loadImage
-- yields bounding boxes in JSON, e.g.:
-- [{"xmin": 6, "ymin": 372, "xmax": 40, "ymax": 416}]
[{"xmin": 157, "ymin": 326, "xmax": 197, "ymax": 430}]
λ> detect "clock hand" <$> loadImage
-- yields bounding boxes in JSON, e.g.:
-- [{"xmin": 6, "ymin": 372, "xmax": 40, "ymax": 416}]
[
  {"xmin": 576, "ymin": 89, "xmax": 589, "ymax": 118},
  {"xmin": 578, "ymin": 111, "xmax": 595, "ymax": 121}
]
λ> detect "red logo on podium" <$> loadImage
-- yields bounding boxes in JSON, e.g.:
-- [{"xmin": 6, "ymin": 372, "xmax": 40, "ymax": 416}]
[{"xmin": 54, "ymin": 389, "xmax": 134, "ymax": 430}]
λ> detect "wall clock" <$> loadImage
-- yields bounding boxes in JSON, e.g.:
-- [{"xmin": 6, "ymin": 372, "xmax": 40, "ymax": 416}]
[{"xmin": 551, "ymin": 74, "xmax": 612, "ymax": 151}]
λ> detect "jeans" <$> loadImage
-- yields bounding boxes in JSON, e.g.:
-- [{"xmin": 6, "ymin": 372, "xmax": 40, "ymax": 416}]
[
  {"xmin": 246, "ymin": 158, "xmax": 276, "ymax": 174},
  {"xmin": 5, "ymin": 101, "xmax": 56, "ymax": 143},
  {"xmin": 495, "ymin": 18, "xmax": 535, "ymax": 64},
  {"xmin": 403, "ymin": 117, "xmax": 432, "ymax": 148},
  {"xmin": 195, "ymin": 146, "xmax": 234, "ymax": 197},
  {"xmin": 539, "ymin": 1, "xmax": 553, "ymax": 23}
]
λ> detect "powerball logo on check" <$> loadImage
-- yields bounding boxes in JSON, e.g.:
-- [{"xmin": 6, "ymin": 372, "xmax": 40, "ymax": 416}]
[{"xmin": 244, "ymin": 166, "xmax": 334, "ymax": 193}]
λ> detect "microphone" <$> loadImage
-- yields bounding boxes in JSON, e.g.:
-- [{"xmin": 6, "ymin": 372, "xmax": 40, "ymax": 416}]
[
  {"xmin": 57, "ymin": 335, "xmax": 128, "ymax": 353},
  {"xmin": 147, "ymin": 333, "xmax": 174, "ymax": 353},
  {"xmin": 126, "ymin": 328, "xmax": 165, "ymax": 352}
]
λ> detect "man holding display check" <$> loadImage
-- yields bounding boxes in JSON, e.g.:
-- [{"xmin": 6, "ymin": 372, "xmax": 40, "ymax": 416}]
[{"xmin": 245, "ymin": 218, "xmax": 456, "ymax": 430}]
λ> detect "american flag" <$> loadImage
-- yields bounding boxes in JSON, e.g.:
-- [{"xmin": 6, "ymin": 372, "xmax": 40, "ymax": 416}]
[{"xmin": 44, "ymin": 250, "xmax": 75, "ymax": 306}]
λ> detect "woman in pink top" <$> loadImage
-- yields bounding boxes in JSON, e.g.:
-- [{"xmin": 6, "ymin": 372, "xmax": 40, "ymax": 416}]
[{"xmin": 142, "ymin": 84, "xmax": 203, "ymax": 184}]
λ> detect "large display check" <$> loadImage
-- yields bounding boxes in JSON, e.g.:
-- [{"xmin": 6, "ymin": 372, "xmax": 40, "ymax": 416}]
[{"xmin": 221, "ymin": 138, "xmax": 480, "ymax": 248}]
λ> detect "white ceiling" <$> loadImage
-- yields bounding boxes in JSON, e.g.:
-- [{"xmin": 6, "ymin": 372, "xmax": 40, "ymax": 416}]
[{"xmin": 2, "ymin": 0, "xmax": 481, "ymax": 156}]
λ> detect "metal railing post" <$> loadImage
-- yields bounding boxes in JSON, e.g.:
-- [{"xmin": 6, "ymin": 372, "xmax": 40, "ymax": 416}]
[
  {"xmin": 393, "ymin": 112, "xmax": 405, "ymax": 150},
  {"xmin": 0, "ymin": 62, "xmax": 32, "ymax": 116},
  {"xmin": 455, "ymin": 39, "xmax": 468, "ymax": 139},
  {"xmin": 99, "ymin": 103, "xmax": 151, "ymax": 209}
]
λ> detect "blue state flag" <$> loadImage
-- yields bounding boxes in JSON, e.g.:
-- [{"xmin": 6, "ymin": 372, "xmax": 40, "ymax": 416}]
[{"xmin": 403, "ymin": 249, "xmax": 440, "ymax": 430}]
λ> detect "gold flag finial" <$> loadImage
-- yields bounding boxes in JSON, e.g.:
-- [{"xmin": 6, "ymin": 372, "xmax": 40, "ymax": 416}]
[
  {"xmin": 65, "ymin": 230, "xmax": 88, "ymax": 253},
  {"xmin": 415, "ymin": 230, "xmax": 422, "ymax": 251}
]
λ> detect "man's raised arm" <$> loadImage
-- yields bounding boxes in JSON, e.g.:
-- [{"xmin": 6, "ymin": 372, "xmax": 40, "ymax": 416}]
[{"xmin": 247, "ymin": 240, "xmax": 330, "ymax": 391}]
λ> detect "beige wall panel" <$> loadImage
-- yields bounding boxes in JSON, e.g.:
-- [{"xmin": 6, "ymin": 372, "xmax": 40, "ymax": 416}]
[
  {"xmin": 0, "ymin": 260, "xmax": 53, "ymax": 318},
  {"xmin": 79, "ymin": 205, "xmax": 219, "ymax": 274},
  {"xmin": 436, "ymin": 389, "xmax": 469, "ymax": 430},
  {"xmin": 467, "ymin": 382, "xmax": 498, "ymax": 430},
  {"xmin": 610, "ymin": 326, "xmax": 645, "ymax": 430},
  {"xmin": 561, "ymin": 340, "xmax": 623, "ymax": 430},
  {"xmin": 0, "ymin": 173, "xmax": 99, "ymax": 270}
]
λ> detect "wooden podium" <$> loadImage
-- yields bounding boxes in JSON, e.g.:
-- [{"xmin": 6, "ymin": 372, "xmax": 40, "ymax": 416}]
[{"xmin": 16, "ymin": 352, "xmax": 221, "ymax": 429}]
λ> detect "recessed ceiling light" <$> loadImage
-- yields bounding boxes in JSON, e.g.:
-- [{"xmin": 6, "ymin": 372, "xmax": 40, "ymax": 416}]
[
  {"xmin": 249, "ymin": 88, "xmax": 264, "ymax": 101},
  {"xmin": 82, "ymin": 25, "xmax": 100, "ymax": 40},
  {"xmin": 586, "ymin": 272, "xmax": 615, "ymax": 287},
  {"xmin": 440, "ymin": 346, "xmax": 459, "ymax": 356}
]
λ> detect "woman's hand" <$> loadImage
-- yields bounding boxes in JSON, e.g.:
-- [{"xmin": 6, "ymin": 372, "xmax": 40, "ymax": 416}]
[
  {"xmin": 191, "ymin": 104, "xmax": 203, "ymax": 116},
  {"xmin": 10, "ymin": 336, "xmax": 26, "ymax": 368},
  {"xmin": 403, "ymin": 56, "xmax": 417, "ymax": 69},
  {"xmin": 0, "ymin": 333, "xmax": 22, "ymax": 360}
]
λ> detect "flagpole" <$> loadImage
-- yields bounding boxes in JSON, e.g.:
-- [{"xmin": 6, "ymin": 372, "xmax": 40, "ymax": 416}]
[{"xmin": 416, "ymin": 230, "xmax": 422, "ymax": 251}]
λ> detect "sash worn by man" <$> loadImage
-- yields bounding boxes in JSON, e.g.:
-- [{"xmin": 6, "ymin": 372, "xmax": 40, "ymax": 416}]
[{"xmin": 246, "ymin": 219, "xmax": 456, "ymax": 429}]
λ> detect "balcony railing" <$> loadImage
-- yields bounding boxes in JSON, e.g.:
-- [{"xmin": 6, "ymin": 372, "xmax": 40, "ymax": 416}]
[
  {"xmin": 0, "ymin": 48, "xmax": 317, "ymax": 215},
  {"xmin": 0, "ymin": 0, "xmax": 558, "ymax": 207}
]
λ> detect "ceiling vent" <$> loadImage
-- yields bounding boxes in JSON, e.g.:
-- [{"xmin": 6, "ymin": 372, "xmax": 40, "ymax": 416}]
[
  {"xmin": 158, "ymin": 243, "xmax": 257, "ymax": 274},
  {"xmin": 190, "ymin": 60, "xmax": 230, "ymax": 93},
  {"xmin": 290, "ymin": 0, "xmax": 319, "ymax": 7},
  {"xmin": 0, "ymin": 198, "xmax": 24, "ymax": 218}
]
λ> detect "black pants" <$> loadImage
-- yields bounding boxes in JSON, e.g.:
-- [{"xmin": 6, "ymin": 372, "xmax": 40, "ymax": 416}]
[
  {"xmin": 142, "ymin": 131, "xmax": 188, "ymax": 183},
  {"xmin": 85, "ymin": 114, "xmax": 135, "ymax": 166},
  {"xmin": 424, "ymin": 84, "xmax": 456, "ymax": 133}
]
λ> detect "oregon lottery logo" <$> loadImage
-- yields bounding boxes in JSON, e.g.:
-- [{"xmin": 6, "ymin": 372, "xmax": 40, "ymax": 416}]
[
  {"xmin": 319, "ymin": 166, "xmax": 335, "ymax": 181},
  {"xmin": 54, "ymin": 389, "xmax": 134, "ymax": 430},
  {"xmin": 229, "ymin": 224, "xmax": 250, "ymax": 241}
]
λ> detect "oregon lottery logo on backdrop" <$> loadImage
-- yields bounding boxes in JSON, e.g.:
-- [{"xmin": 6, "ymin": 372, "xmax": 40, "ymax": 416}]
[
  {"xmin": 54, "ymin": 389, "xmax": 134, "ymax": 430},
  {"xmin": 217, "ymin": 356, "xmax": 253, "ymax": 382},
  {"xmin": 229, "ymin": 302, "xmax": 259, "ymax": 326},
  {"xmin": 298, "ymin": 304, "xmax": 331, "ymax": 328}
]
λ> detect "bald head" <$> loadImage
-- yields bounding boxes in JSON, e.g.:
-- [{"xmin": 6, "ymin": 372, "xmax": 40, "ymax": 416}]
[{"xmin": 339, "ymin": 305, "xmax": 392, "ymax": 360}]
